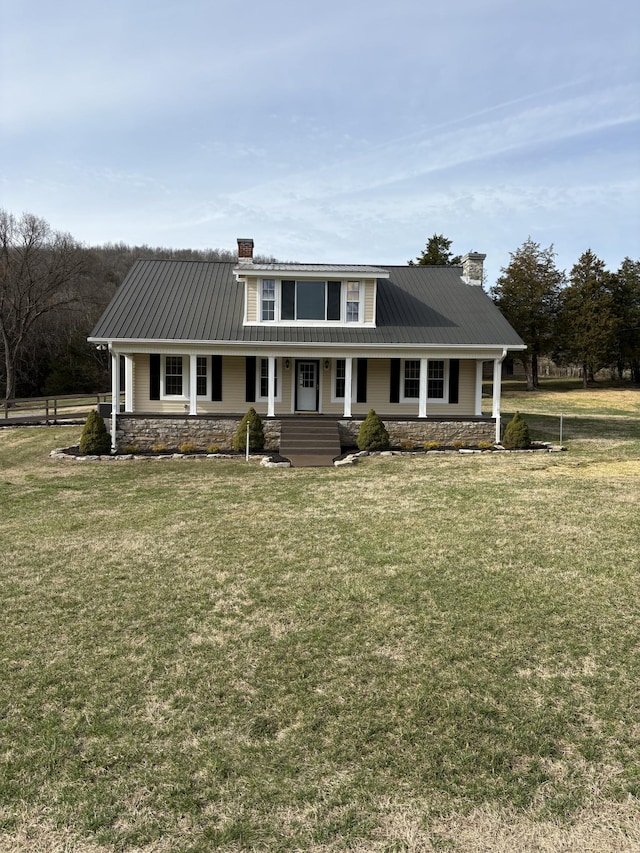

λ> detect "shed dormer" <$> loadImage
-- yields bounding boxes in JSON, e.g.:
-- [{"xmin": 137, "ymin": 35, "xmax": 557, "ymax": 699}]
[{"xmin": 234, "ymin": 240, "xmax": 388, "ymax": 328}]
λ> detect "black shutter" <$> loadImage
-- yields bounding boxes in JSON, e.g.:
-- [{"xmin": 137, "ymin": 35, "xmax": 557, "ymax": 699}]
[
  {"xmin": 245, "ymin": 356, "xmax": 256, "ymax": 402},
  {"xmin": 327, "ymin": 281, "xmax": 341, "ymax": 320},
  {"xmin": 150, "ymin": 354, "xmax": 160, "ymax": 400},
  {"xmin": 390, "ymin": 358, "xmax": 400, "ymax": 404},
  {"xmin": 356, "ymin": 358, "xmax": 367, "ymax": 403},
  {"xmin": 282, "ymin": 280, "xmax": 295, "ymax": 320},
  {"xmin": 449, "ymin": 359, "xmax": 459, "ymax": 404},
  {"xmin": 211, "ymin": 355, "xmax": 222, "ymax": 401}
]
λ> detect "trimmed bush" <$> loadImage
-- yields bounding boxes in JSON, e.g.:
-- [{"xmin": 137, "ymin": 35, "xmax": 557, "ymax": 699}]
[
  {"xmin": 233, "ymin": 408, "xmax": 265, "ymax": 452},
  {"xmin": 502, "ymin": 411, "xmax": 531, "ymax": 449},
  {"xmin": 79, "ymin": 409, "xmax": 111, "ymax": 455},
  {"xmin": 357, "ymin": 409, "xmax": 390, "ymax": 451}
]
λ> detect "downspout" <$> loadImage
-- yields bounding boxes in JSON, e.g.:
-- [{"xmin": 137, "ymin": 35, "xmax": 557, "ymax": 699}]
[{"xmin": 493, "ymin": 348, "xmax": 508, "ymax": 444}]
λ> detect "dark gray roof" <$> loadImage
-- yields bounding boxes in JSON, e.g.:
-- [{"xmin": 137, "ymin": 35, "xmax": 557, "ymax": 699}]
[{"xmin": 89, "ymin": 259, "xmax": 524, "ymax": 348}]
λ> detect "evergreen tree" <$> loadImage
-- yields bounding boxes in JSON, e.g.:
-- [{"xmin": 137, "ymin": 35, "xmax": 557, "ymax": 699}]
[
  {"xmin": 409, "ymin": 234, "xmax": 461, "ymax": 266},
  {"xmin": 502, "ymin": 411, "xmax": 531, "ymax": 449},
  {"xmin": 357, "ymin": 409, "xmax": 390, "ymax": 451},
  {"xmin": 233, "ymin": 408, "xmax": 265, "ymax": 452},
  {"xmin": 79, "ymin": 409, "xmax": 111, "ymax": 455},
  {"xmin": 491, "ymin": 238, "xmax": 564, "ymax": 390},
  {"xmin": 610, "ymin": 258, "xmax": 640, "ymax": 383},
  {"xmin": 559, "ymin": 250, "xmax": 615, "ymax": 388}
]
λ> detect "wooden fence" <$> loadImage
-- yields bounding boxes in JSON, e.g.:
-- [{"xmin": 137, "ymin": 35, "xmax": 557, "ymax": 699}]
[{"xmin": 1, "ymin": 393, "xmax": 114, "ymax": 425}]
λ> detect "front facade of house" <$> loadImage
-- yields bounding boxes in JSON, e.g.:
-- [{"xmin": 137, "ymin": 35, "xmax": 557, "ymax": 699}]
[{"xmin": 89, "ymin": 239, "xmax": 525, "ymax": 451}]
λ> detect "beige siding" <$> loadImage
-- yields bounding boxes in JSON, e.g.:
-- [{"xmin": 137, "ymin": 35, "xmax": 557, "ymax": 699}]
[
  {"xmin": 131, "ymin": 355, "xmax": 481, "ymax": 417},
  {"xmin": 246, "ymin": 279, "xmax": 258, "ymax": 322},
  {"xmin": 364, "ymin": 280, "xmax": 375, "ymax": 324}
]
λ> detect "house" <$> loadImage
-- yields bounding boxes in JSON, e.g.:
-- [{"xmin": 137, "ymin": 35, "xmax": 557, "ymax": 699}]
[{"xmin": 88, "ymin": 238, "xmax": 525, "ymax": 455}]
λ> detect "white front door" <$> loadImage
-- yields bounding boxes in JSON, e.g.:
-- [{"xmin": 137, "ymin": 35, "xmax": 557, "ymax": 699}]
[{"xmin": 297, "ymin": 361, "xmax": 318, "ymax": 411}]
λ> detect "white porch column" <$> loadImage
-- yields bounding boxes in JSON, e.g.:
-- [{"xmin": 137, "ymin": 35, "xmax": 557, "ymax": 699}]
[
  {"xmin": 110, "ymin": 349, "xmax": 119, "ymax": 452},
  {"xmin": 419, "ymin": 358, "xmax": 428, "ymax": 418},
  {"xmin": 124, "ymin": 355, "xmax": 134, "ymax": 412},
  {"xmin": 189, "ymin": 355, "xmax": 198, "ymax": 415},
  {"xmin": 492, "ymin": 350, "xmax": 507, "ymax": 442},
  {"xmin": 267, "ymin": 356, "xmax": 276, "ymax": 417},
  {"xmin": 343, "ymin": 357, "xmax": 353, "ymax": 418},
  {"xmin": 475, "ymin": 360, "xmax": 484, "ymax": 416}
]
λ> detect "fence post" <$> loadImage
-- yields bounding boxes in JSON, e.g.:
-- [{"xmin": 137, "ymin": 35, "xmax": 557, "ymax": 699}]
[{"xmin": 559, "ymin": 413, "xmax": 563, "ymax": 445}]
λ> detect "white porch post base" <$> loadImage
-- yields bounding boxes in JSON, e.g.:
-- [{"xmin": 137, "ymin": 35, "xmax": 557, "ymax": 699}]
[{"xmin": 343, "ymin": 357, "xmax": 353, "ymax": 418}]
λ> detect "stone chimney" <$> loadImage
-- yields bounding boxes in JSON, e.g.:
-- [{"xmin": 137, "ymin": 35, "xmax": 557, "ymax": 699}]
[
  {"xmin": 237, "ymin": 238, "xmax": 254, "ymax": 264},
  {"xmin": 461, "ymin": 252, "xmax": 486, "ymax": 286}
]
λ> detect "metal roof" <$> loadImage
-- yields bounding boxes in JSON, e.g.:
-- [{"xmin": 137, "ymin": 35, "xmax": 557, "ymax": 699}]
[{"xmin": 89, "ymin": 259, "xmax": 525, "ymax": 348}]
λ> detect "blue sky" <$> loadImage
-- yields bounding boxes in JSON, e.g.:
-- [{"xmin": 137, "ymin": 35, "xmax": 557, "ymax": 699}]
[{"xmin": 1, "ymin": 0, "xmax": 639, "ymax": 285}]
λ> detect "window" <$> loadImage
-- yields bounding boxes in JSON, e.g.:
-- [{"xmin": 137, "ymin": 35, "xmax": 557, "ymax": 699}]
[
  {"xmin": 346, "ymin": 281, "xmax": 360, "ymax": 322},
  {"xmin": 258, "ymin": 358, "xmax": 279, "ymax": 400},
  {"xmin": 428, "ymin": 360, "xmax": 445, "ymax": 399},
  {"xmin": 260, "ymin": 279, "xmax": 353, "ymax": 322},
  {"xmin": 335, "ymin": 359, "xmax": 346, "ymax": 399},
  {"xmin": 165, "ymin": 356, "xmax": 183, "ymax": 396},
  {"xmin": 196, "ymin": 356, "xmax": 208, "ymax": 397},
  {"xmin": 400, "ymin": 359, "xmax": 448, "ymax": 403},
  {"xmin": 261, "ymin": 279, "xmax": 275, "ymax": 321},
  {"xmin": 403, "ymin": 360, "xmax": 420, "ymax": 399}
]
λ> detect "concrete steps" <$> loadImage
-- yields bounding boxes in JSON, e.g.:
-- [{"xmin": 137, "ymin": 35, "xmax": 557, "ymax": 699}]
[{"xmin": 279, "ymin": 418, "xmax": 341, "ymax": 467}]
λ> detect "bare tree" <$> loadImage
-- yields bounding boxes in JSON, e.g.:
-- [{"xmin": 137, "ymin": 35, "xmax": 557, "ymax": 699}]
[{"xmin": 0, "ymin": 211, "xmax": 86, "ymax": 400}]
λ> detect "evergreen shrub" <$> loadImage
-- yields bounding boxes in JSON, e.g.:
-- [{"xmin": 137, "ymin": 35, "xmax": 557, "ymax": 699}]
[
  {"xmin": 357, "ymin": 409, "xmax": 390, "ymax": 451},
  {"xmin": 79, "ymin": 409, "xmax": 111, "ymax": 455},
  {"xmin": 503, "ymin": 411, "xmax": 531, "ymax": 449},
  {"xmin": 233, "ymin": 408, "xmax": 265, "ymax": 452}
]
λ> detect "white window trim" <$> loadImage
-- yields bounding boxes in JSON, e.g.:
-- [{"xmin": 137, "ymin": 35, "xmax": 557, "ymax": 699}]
[
  {"xmin": 251, "ymin": 279, "xmax": 371, "ymax": 327},
  {"xmin": 256, "ymin": 357, "xmax": 282, "ymax": 402},
  {"xmin": 195, "ymin": 355, "xmax": 211, "ymax": 401},
  {"xmin": 344, "ymin": 281, "xmax": 362, "ymax": 324},
  {"xmin": 161, "ymin": 354, "xmax": 189, "ymax": 400},
  {"xmin": 331, "ymin": 358, "xmax": 357, "ymax": 402},
  {"xmin": 400, "ymin": 358, "xmax": 449, "ymax": 404},
  {"xmin": 261, "ymin": 279, "xmax": 277, "ymax": 323}
]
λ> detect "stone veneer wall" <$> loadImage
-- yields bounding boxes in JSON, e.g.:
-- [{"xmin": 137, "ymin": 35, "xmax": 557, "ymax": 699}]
[
  {"xmin": 338, "ymin": 418, "xmax": 495, "ymax": 447},
  {"xmin": 115, "ymin": 415, "xmax": 495, "ymax": 452},
  {"xmin": 115, "ymin": 416, "xmax": 281, "ymax": 452}
]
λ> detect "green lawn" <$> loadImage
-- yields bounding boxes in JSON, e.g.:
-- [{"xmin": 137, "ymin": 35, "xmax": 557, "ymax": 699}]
[{"xmin": 1, "ymin": 388, "xmax": 639, "ymax": 851}]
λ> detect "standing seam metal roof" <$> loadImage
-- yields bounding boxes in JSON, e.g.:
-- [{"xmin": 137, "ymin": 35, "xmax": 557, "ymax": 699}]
[{"xmin": 89, "ymin": 259, "xmax": 524, "ymax": 347}]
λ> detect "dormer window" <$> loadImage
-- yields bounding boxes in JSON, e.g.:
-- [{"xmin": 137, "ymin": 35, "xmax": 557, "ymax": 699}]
[
  {"xmin": 258, "ymin": 279, "xmax": 365, "ymax": 324},
  {"xmin": 346, "ymin": 281, "xmax": 360, "ymax": 322},
  {"xmin": 261, "ymin": 279, "xmax": 276, "ymax": 321}
]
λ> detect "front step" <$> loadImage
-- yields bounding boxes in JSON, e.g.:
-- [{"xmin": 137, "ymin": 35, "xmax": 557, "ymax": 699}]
[{"xmin": 280, "ymin": 418, "xmax": 341, "ymax": 466}]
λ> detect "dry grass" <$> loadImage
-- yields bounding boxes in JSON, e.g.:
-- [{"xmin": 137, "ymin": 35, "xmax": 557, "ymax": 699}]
[{"xmin": 1, "ymin": 392, "xmax": 639, "ymax": 852}]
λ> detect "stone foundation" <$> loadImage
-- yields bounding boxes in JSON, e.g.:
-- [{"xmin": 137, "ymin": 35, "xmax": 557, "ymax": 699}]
[
  {"xmin": 115, "ymin": 415, "xmax": 281, "ymax": 452},
  {"xmin": 338, "ymin": 418, "xmax": 495, "ymax": 447},
  {"xmin": 114, "ymin": 414, "xmax": 495, "ymax": 452}
]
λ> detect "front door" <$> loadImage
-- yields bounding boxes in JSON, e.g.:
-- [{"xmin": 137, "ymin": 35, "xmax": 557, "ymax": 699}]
[{"xmin": 296, "ymin": 360, "xmax": 319, "ymax": 411}]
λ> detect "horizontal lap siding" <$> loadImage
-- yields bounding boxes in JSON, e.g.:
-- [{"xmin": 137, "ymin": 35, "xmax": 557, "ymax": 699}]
[
  {"xmin": 131, "ymin": 355, "xmax": 481, "ymax": 417},
  {"xmin": 246, "ymin": 280, "xmax": 258, "ymax": 323},
  {"xmin": 364, "ymin": 280, "xmax": 375, "ymax": 324}
]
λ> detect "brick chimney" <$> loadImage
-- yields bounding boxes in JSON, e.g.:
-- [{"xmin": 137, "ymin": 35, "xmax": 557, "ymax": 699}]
[
  {"xmin": 461, "ymin": 252, "xmax": 486, "ymax": 286},
  {"xmin": 237, "ymin": 238, "xmax": 254, "ymax": 264}
]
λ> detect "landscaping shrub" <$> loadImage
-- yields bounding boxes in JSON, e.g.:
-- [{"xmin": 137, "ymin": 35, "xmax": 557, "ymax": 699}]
[
  {"xmin": 503, "ymin": 411, "xmax": 531, "ymax": 449},
  {"xmin": 79, "ymin": 409, "xmax": 111, "ymax": 455},
  {"xmin": 357, "ymin": 409, "xmax": 390, "ymax": 451},
  {"xmin": 233, "ymin": 407, "xmax": 265, "ymax": 452}
]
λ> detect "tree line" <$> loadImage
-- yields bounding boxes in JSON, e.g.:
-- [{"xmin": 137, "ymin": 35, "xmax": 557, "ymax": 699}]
[
  {"xmin": 413, "ymin": 234, "xmax": 640, "ymax": 389},
  {"xmin": 1, "ymin": 215, "xmax": 638, "ymax": 400}
]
